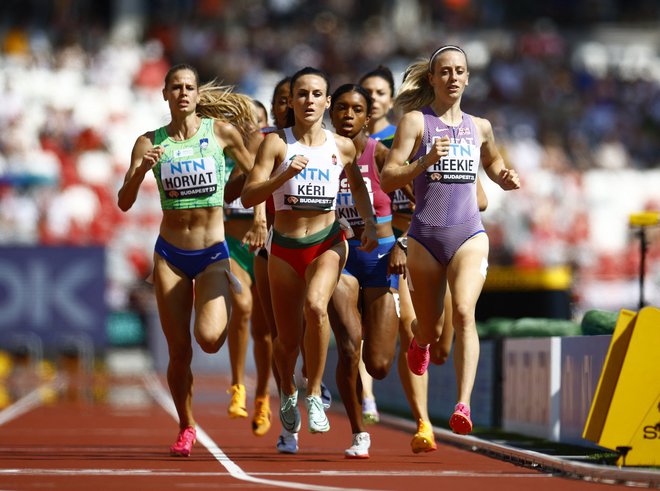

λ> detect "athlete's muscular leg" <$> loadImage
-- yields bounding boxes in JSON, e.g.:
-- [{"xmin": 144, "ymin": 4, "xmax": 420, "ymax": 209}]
[
  {"xmin": 431, "ymin": 288, "xmax": 454, "ymax": 365},
  {"xmin": 269, "ymin": 256, "xmax": 305, "ymax": 397},
  {"xmin": 328, "ymin": 273, "xmax": 363, "ymax": 434},
  {"xmin": 227, "ymin": 258, "xmax": 253, "ymax": 387},
  {"xmin": 407, "ymin": 238, "xmax": 447, "ymax": 346},
  {"xmin": 361, "ymin": 286, "xmax": 398, "ymax": 380},
  {"xmin": 153, "ymin": 254, "xmax": 195, "ymax": 430},
  {"xmin": 251, "ymin": 281, "xmax": 273, "ymax": 399},
  {"xmin": 254, "ymin": 253, "xmax": 280, "ymax": 390},
  {"xmin": 302, "ymin": 241, "xmax": 347, "ymax": 398},
  {"xmin": 194, "ymin": 259, "xmax": 233, "ymax": 353},
  {"xmin": 396, "ymin": 277, "xmax": 431, "ymax": 423},
  {"xmin": 447, "ymin": 233, "xmax": 488, "ymax": 406}
]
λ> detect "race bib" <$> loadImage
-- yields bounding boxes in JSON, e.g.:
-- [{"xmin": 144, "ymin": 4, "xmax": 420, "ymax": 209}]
[{"xmin": 160, "ymin": 156, "xmax": 219, "ymax": 198}]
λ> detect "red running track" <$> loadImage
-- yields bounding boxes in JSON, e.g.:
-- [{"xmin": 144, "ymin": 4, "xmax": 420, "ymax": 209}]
[{"xmin": 0, "ymin": 372, "xmax": 629, "ymax": 491}]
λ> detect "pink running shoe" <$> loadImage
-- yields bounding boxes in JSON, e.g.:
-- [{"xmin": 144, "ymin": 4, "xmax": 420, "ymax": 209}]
[
  {"xmin": 407, "ymin": 338, "xmax": 430, "ymax": 376},
  {"xmin": 449, "ymin": 403, "xmax": 473, "ymax": 435},
  {"xmin": 170, "ymin": 426, "xmax": 197, "ymax": 457}
]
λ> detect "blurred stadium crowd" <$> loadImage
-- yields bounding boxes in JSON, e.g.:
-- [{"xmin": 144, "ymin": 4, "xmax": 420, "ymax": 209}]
[{"xmin": 0, "ymin": 0, "xmax": 659, "ymax": 317}]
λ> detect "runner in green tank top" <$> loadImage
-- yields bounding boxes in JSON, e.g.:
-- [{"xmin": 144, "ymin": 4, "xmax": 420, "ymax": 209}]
[{"xmin": 117, "ymin": 63, "xmax": 264, "ymax": 458}]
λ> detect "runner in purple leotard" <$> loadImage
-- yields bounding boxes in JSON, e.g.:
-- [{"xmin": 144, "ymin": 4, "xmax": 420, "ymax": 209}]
[{"xmin": 380, "ymin": 45, "xmax": 520, "ymax": 436}]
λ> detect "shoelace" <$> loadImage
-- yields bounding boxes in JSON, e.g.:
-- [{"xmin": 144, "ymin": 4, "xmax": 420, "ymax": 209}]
[
  {"xmin": 228, "ymin": 385, "xmax": 243, "ymax": 396},
  {"xmin": 175, "ymin": 429, "xmax": 195, "ymax": 446},
  {"xmin": 354, "ymin": 434, "xmax": 368, "ymax": 445},
  {"xmin": 256, "ymin": 400, "xmax": 268, "ymax": 410},
  {"xmin": 281, "ymin": 393, "xmax": 296, "ymax": 412},
  {"xmin": 308, "ymin": 397, "xmax": 326, "ymax": 422},
  {"xmin": 277, "ymin": 434, "xmax": 294, "ymax": 446},
  {"xmin": 455, "ymin": 403, "xmax": 470, "ymax": 417},
  {"xmin": 254, "ymin": 402, "xmax": 270, "ymax": 422}
]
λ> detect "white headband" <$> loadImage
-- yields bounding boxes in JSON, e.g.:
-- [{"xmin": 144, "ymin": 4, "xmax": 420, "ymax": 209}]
[{"xmin": 428, "ymin": 45, "xmax": 466, "ymax": 71}]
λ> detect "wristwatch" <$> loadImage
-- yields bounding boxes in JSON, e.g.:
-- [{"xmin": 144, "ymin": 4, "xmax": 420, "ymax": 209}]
[{"xmin": 396, "ymin": 236, "xmax": 408, "ymax": 253}]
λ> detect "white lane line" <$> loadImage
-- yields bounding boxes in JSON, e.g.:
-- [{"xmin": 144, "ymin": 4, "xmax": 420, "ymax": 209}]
[
  {"xmin": 0, "ymin": 468, "xmax": 554, "ymax": 478},
  {"xmin": 143, "ymin": 372, "xmax": 377, "ymax": 491},
  {"xmin": 0, "ymin": 390, "xmax": 42, "ymax": 426},
  {"xmin": 0, "ymin": 379, "xmax": 63, "ymax": 426}
]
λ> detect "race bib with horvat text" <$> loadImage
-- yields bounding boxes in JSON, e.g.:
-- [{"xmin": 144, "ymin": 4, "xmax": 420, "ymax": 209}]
[{"xmin": 160, "ymin": 156, "xmax": 218, "ymax": 198}]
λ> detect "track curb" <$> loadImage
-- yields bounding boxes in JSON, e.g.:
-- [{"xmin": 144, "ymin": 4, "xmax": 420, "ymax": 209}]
[{"xmin": 378, "ymin": 413, "xmax": 659, "ymax": 488}]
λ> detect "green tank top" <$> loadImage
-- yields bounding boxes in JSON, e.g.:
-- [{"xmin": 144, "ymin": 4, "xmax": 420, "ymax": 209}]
[{"xmin": 153, "ymin": 118, "xmax": 226, "ymax": 210}]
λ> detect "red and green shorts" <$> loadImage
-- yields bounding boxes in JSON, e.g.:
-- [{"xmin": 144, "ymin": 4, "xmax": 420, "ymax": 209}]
[{"xmin": 269, "ymin": 221, "xmax": 346, "ymax": 278}]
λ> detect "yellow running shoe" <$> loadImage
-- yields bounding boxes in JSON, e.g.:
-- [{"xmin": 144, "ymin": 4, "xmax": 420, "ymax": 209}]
[
  {"xmin": 411, "ymin": 419, "xmax": 437, "ymax": 454},
  {"xmin": 227, "ymin": 384, "xmax": 248, "ymax": 418},
  {"xmin": 252, "ymin": 396, "xmax": 271, "ymax": 436}
]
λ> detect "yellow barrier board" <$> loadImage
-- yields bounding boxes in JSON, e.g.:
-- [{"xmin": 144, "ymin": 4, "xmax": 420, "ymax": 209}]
[
  {"xmin": 582, "ymin": 307, "xmax": 660, "ymax": 466},
  {"xmin": 483, "ymin": 265, "xmax": 572, "ymax": 291},
  {"xmin": 583, "ymin": 309, "xmax": 637, "ymax": 443}
]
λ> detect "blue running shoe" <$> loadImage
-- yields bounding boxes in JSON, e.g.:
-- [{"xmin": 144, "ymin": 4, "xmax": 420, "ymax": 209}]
[{"xmin": 276, "ymin": 428, "xmax": 299, "ymax": 454}]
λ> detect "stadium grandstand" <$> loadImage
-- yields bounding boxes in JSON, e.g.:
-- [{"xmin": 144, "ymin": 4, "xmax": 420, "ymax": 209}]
[{"xmin": 0, "ymin": 0, "xmax": 658, "ymax": 385}]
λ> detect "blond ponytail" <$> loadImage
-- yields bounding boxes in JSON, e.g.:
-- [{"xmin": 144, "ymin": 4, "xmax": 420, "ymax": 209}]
[
  {"xmin": 197, "ymin": 81, "xmax": 257, "ymax": 143},
  {"xmin": 394, "ymin": 59, "xmax": 435, "ymax": 114}
]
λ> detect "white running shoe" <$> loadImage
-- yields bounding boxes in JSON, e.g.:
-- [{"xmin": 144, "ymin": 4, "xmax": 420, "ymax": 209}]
[
  {"xmin": 276, "ymin": 428, "xmax": 299, "ymax": 454},
  {"xmin": 344, "ymin": 432, "xmax": 370, "ymax": 459},
  {"xmin": 297, "ymin": 374, "xmax": 332, "ymax": 409},
  {"xmin": 297, "ymin": 375, "xmax": 331, "ymax": 409},
  {"xmin": 305, "ymin": 395, "xmax": 330, "ymax": 433},
  {"xmin": 279, "ymin": 390, "xmax": 301, "ymax": 433}
]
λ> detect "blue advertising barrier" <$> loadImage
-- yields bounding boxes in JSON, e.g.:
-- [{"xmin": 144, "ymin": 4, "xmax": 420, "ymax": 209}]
[{"xmin": 0, "ymin": 246, "xmax": 106, "ymax": 351}]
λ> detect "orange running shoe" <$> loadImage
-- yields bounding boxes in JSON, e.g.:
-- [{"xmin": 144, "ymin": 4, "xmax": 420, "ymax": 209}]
[
  {"xmin": 411, "ymin": 419, "xmax": 437, "ymax": 454},
  {"xmin": 227, "ymin": 384, "xmax": 248, "ymax": 418},
  {"xmin": 252, "ymin": 396, "xmax": 271, "ymax": 436}
]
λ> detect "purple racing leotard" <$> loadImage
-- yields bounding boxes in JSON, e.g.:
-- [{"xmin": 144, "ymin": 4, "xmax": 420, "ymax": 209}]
[{"xmin": 408, "ymin": 107, "xmax": 485, "ymax": 265}]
